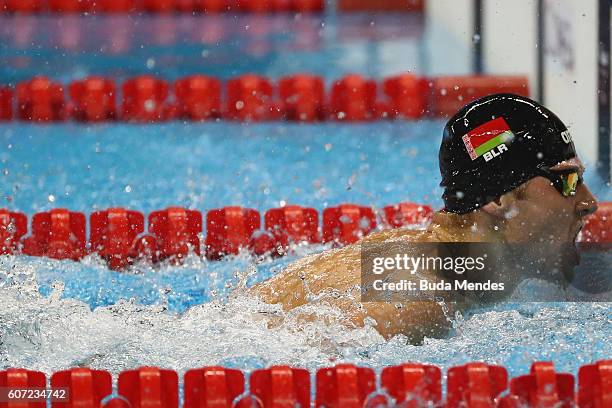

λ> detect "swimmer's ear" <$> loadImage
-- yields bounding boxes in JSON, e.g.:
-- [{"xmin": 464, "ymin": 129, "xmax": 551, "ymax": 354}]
[{"xmin": 481, "ymin": 192, "xmax": 517, "ymax": 219}]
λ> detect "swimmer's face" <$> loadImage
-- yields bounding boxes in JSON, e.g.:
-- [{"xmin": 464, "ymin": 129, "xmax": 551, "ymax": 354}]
[{"xmin": 500, "ymin": 157, "xmax": 598, "ymax": 244}]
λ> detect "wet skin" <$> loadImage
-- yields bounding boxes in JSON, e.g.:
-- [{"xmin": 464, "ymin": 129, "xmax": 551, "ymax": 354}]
[{"xmin": 252, "ymin": 157, "xmax": 598, "ymax": 343}]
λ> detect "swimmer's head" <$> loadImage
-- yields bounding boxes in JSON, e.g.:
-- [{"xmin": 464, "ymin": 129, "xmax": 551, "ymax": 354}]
[{"xmin": 439, "ymin": 93, "xmax": 597, "ymax": 244}]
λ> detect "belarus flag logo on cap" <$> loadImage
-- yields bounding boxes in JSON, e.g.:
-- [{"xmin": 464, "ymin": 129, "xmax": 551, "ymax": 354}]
[{"xmin": 462, "ymin": 117, "xmax": 515, "ymax": 161}]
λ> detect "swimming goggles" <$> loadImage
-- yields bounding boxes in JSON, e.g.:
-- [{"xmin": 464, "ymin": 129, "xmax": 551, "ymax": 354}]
[{"xmin": 536, "ymin": 167, "xmax": 583, "ymax": 197}]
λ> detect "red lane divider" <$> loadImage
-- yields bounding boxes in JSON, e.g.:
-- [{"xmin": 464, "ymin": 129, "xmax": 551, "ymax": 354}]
[
  {"xmin": 3, "ymin": 74, "xmax": 530, "ymax": 123},
  {"xmin": 205, "ymin": 206, "xmax": 260, "ymax": 260},
  {"xmin": 0, "ymin": 368, "xmax": 47, "ymax": 408},
  {"xmin": 118, "ymin": 367, "xmax": 178, "ymax": 408},
  {"xmin": 380, "ymin": 363, "xmax": 442, "ymax": 406},
  {"xmin": 330, "ymin": 74, "xmax": 379, "ymax": 121},
  {"xmin": 69, "ymin": 77, "xmax": 117, "ymax": 122},
  {"xmin": 250, "ymin": 365, "xmax": 310, "ymax": 408},
  {"xmin": 3, "ymin": 201, "xmax": 608, "ymax": 268},
  {"xmin": 429, "ymin": 76, "xmax": 530, "ymax": 118},
  {"xmin": 22, "ymin": 209, "xmax": 87, "ymax": 260},
  {"xmin": 174, "ymin": 75, "xmax": 222, "ymax": 121},
  {"xmin": 149, "ymin": 207, "xmax": 202, "ymax": 260},
  {"xmin": 0, "ymin": 209, "xmax": 27, "ymax": 255},
  {"xmin": 315, "ymin": 364, "xmax": 378, "ymax": 407},
  {"xmin": 0, "ymin": 87, "xmax": 12, "ymax": 121},
  {"xmin": 0, "ymin": 0, "xmax": 325, "ymax": 13},
  {"xmin": 122, "ymin": 76, "xmax": 170, "ymax": 122},
  {"xmin": 383, "ymin": 74, "xmax": 429, "ymax": 119},
  {"xmin": 578, "ymin": 360, "xmax": 612, "ymax": 408},
  {"xmin": 279, "ymin": 74, "xmax": 326, "ymax": 121},
  {"xmin": 90, "ymin": 208, "xmax": 149, "ymax": 269},
  {"xmin": 1, "ymin": 361, "xmax": 612, "ymax": 407},
  {"xmin": 382, "ymin": 202, "xmax": 433, "ymax": 228},
  {"xmin": 16, "ymin": 77, "xmax": 65, "ymax": 122},
  {"xmin": 265, "ymin": 205, "xmax": 320, "ymax": 247},
  {"xmin": 447, "ymin": 362, "xmax": 507, "ymax": 408},
  {"xmin": 500, "ymin": 362, "xmax": 575, "ymax": 408},
  {"xmin": 50, "ymin": 368, "xmax": 112, "ymax": 408},
  {"xmin": 226, "ymin": 75, "xmax": 278, "ymax": 121},
  {"xmin": 183, "ymin": 367, "xmax": 245, "ymax": 408},
  {"xmin": 323, "ymin": 204, "xmax": 376, "ymax": 245}
]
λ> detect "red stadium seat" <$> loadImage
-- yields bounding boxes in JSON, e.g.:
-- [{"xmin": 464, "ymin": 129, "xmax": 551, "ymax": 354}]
[
  {"xmin": 446, "ymin": 362, "xmax": 508, "ymax": 408},
  {"xmin": 118, "ymin": 368, "xmax": 178, "ymax": 408},
  {"xmin": 0, "ymin": 209, "xmax": 27, "ymax": 255},
  {"xmin": 51, "ymin": 368, "xmax": 112, "ymax": 408},
  {"xmin": 382, "ymin": 202, "xmax": 433, "ymax": 228},
  {"xmin": 69, "ymin": 77, "xmax": 116, "ymax": 122},
  {"xmin": 249, "ymin": 366, "xmax": 310, "ymax": 408},
  {"xmin": 315, "ymin": 364, "xmax": 378, "ymax": 408},
  {"xmin": 0, "ymin": 87, "xmax": 13, "ymax": 121},
  {"xmin": 184, "ymin": 367, "xmax": 245, "ymax": 408},
  {"xmin": 226, "ymin": 75, "xmax": 277, "ymax": 121},
  {"xmin": 265, "ymin": 205, "xmax": 320, "ymax": 246},
  {"xmin": 17, "ymin": 77, "xmax": 65, "ymax": 122},
  {"xmin": 380, "ymin": 363, "xmax": 442, "ymax": 406},
  {"xmin": 148, "ymin": 208, "xmax": 202, "ymax": 260},
  {"xmin": 122, "ymin": 76, "xmax": 169, "ymax": 122},
  {"xmin": 429, "ymin": 76, "xmax": 530, "ymax": 118},
  {"xmin": 90, "ymin": 208, "xmax": 151, "ymax": 269},
  {"xmin": 330, "ymin": 74, "xmax": 378, "ymax": 121},
  {"xmin": 323, "ymin": 204, "xmax": 376, "ymax": 245},
  {"xmin": 205, "ymin": 206, "xmax": 260, "ymax": 259},
  {"xmin": 279, "ymin": 74, "xmax": 326, "ymax": 121},
  {"xmin": 578, "ymin": 360, "xmax": 612, "ymax": 408},
  {"xmin": 383, "ymin": 74, "xmax": 428, "ymax": 119},
  {"xmin": 0, "ymin": 369, "xmax": 46, "ymax": 408},
  {"xmin": 22, "ymin": 209, "xmax": 87, "ymax": 260},
  {"xmin": 499, "ymin": 362, "xmax": 574, "ymax": 408},
  {"xmin": 174, "ymin": 76, "xmax": 221, "ymax": 121}
]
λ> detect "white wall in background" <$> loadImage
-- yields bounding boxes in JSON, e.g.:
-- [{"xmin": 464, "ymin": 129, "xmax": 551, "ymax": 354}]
[
  {"xmin": 423, "ymin": 0, "xmax": 473, "ymax": 75},
  {"xmin": 425, "ymin": 0, "xmax": 605, "ymax": 172},
  {"xmin": 544, "ymin": 0, "xmax": 599, "ymax": 167}
]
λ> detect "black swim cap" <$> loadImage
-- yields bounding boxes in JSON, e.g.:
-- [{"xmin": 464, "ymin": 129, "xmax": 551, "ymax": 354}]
[{"xmin": 440, "ymin": 93, "xmax": 576, "ymax": 213}]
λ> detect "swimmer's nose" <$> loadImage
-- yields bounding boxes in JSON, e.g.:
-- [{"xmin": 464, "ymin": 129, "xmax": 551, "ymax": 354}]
[{"xmin": 575, "ymin": 183, "xmax": 598, "ymax": 219}]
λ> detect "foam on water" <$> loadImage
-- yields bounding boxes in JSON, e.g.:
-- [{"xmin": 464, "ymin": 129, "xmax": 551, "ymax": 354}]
[{"xmin": 1, "ymin": 252, "xmax": 610, "ymax": 377}]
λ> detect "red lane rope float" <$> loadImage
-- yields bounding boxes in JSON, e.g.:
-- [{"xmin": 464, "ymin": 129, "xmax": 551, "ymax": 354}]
[
  {"xmin": 1, "ymin": 361, "xmax": 611, "ymax": 407},
  {"xmin": 2, "ymin": 201, "xmax": 611, "ymax": 269},
  {"xmin": 0, "ymin": 0, "xmax": 325, "ymax": 13},
  {"xmin": 0, "ymin": 74, "xmax": 530, "ymax": 123}
]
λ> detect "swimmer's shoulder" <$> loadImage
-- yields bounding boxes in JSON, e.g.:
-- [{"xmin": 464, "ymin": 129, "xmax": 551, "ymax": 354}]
[{"xmin": 361, "ymin": 226, "xmax": 442, "ymax": 243}]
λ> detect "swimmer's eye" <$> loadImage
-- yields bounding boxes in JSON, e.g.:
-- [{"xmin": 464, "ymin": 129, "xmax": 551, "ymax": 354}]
[{"xmin": 537, "ymin": 168, "xmax": 584, "ymax": 197}]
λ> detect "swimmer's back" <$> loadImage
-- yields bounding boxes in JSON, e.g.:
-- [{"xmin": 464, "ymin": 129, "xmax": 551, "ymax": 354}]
[{"xmin": 251, "ymin": 225, "xmax": 454, "ymax": 341}]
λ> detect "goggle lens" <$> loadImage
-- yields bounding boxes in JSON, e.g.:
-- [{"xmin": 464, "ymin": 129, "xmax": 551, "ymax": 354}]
[{"xmin": 561, "ymin": 171, "xmax": 580, "ymax": 196}]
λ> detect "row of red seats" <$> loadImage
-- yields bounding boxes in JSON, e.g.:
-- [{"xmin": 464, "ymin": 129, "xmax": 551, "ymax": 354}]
[
  {"xmin": 0, "ymin": 74, "xmax": 530, "ymax": 122},
  {"xmin": 1, "ymin": 360, "xmax": 610, "ymax": 407},
  {"xmin": 0, "ymin": 0, "xmax": 324, "ymax": 13},
  {"xmin": 0, "ymin": 203, "xmax": 433, "ymax": 268},
  {"xmin": 1, "ymin": 202, "xmax": 610, "ymax": 269}
]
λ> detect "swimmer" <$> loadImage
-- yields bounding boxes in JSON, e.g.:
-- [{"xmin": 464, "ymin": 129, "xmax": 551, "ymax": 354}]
[{"xmin": 251, "ymin": 94, "xmax": 598, "ymax": 343}]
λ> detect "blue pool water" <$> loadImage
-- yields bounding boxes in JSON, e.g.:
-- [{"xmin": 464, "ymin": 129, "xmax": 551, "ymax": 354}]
[{"xmin": 0, "ymin": 13, "xmax": 610, "ymax": 377}]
